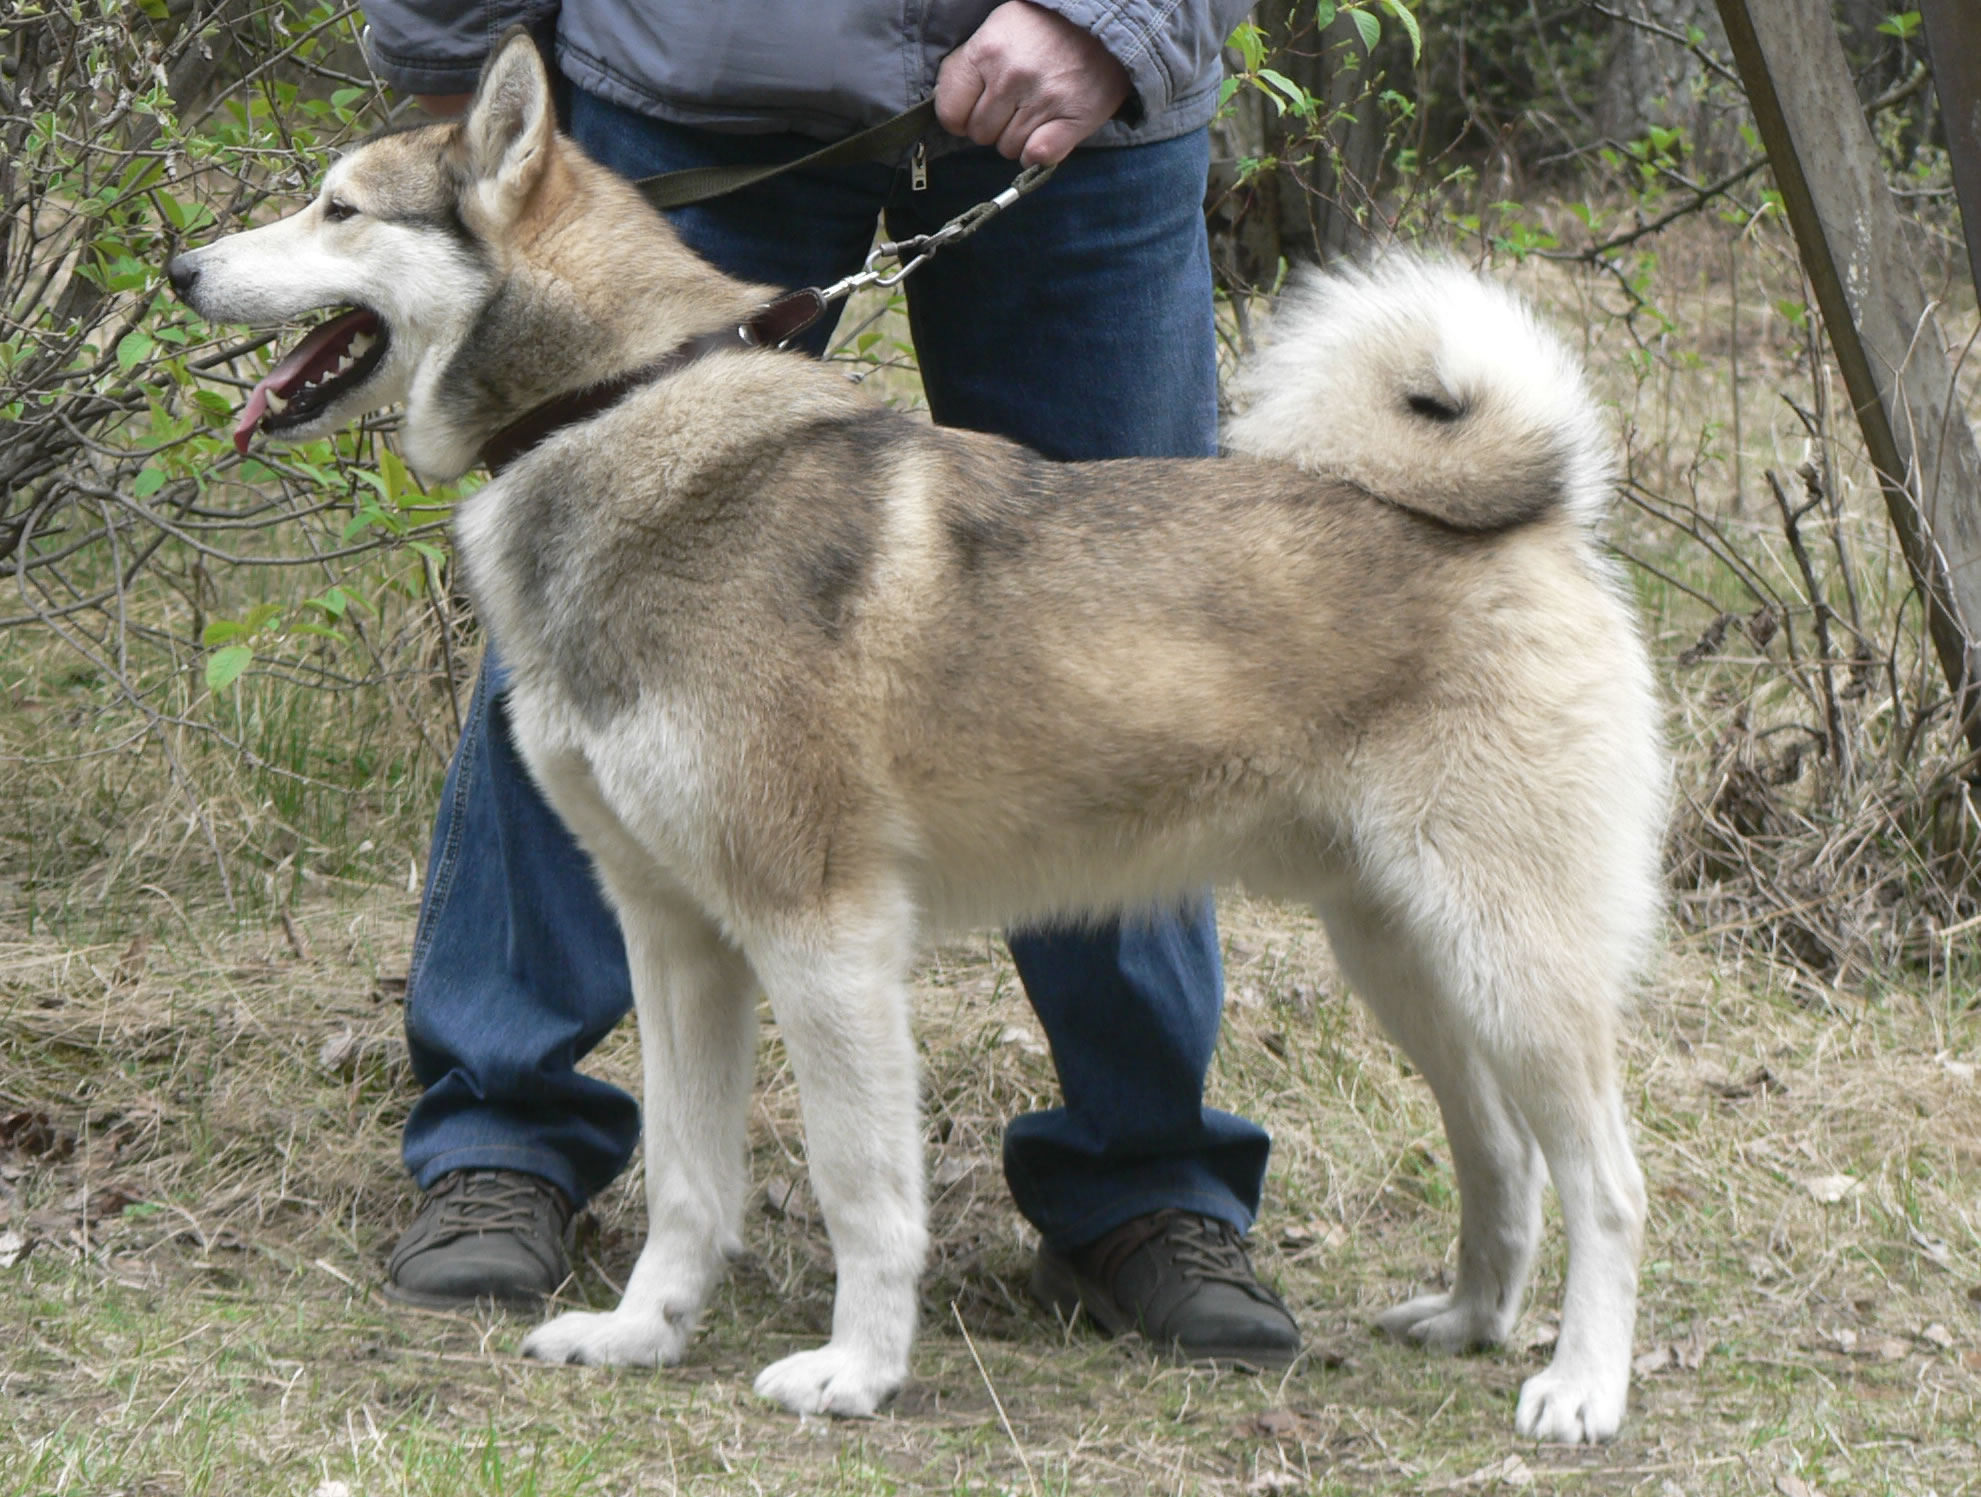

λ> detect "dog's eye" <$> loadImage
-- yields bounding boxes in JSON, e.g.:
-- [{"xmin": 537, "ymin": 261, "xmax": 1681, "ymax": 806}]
[{"xmin": 323, "ymin": 197, "xmax": 359, "ymax": 223}]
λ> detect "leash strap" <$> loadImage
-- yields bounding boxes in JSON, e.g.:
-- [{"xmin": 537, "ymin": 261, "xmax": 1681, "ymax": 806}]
[
  {"xmin": 635, "ymin": 98, "xmax": 939, "ymax": 211},
  {"xmin": 482, "ymin": 138, "xmax": 1059, "ymax": 475}
]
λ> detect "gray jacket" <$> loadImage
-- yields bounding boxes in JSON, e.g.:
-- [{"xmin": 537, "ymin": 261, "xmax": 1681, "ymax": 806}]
[{"xmin": 360, "ymin": 1, "xmax": 1247, "ymax": 149}]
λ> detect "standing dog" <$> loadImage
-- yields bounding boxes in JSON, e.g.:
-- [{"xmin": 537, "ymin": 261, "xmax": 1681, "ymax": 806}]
[{"xmin": 170, "ymin": 30, "xmax": 1665, "ymax": 1443}]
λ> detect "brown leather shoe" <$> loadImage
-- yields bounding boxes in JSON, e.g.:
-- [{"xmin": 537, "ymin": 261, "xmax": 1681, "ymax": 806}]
[
  {"xmin": 1030, "ymin": 1209, "xmax": 1300, "ymax": 1368},
  {"xmin": 384, "ymin": 1169, "xmax": 573, "ymax": 1310}
]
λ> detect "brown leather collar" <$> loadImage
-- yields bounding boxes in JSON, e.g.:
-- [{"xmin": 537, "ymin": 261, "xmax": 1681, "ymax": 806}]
[{"xmin": 478, "ymin": 288, "xmax": 826, "ymax": 476}]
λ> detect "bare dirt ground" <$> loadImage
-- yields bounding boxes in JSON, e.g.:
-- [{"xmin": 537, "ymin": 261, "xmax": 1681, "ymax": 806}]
[{"xmin": 3, "ymin": 886, "xmax": 1978, "ymax": 1496}]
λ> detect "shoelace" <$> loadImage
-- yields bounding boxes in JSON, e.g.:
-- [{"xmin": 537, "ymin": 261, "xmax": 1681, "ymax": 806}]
[
  {"xmin": 1090, "ymin": 1209, "xmax": 1267, "ymax": 1296},
  {"xmin": 428, "ymin": 1171, "xmax": 564, "ymax": 1234}
]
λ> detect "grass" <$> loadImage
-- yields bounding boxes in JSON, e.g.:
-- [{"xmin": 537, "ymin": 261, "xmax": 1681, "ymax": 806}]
[{"xmin": 2, "ymin": 892, "xmax": 1979, "ymax": 1495}]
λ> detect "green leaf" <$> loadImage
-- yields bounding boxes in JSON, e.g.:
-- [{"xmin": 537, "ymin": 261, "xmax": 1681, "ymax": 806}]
[
  {"xmin": 1315, "ymin": 0, "xmax": 1337, "ymax": 27},
  {"xmin": 1227, "ymin": 19, "xmax": 1268, "ymax": 72},
  {"xmin": 1256, "ymin": 69, "xmax": 1313, "ymax": 115},
  {"xmin": 201, "ymin": 618, "xmax": 244, "ymax": 645},
  {"xmin": 1379, "ymin": 0, "xmax": 1421, "ymax": 63},
  {"xmin": 379, "ymin": 446, "xmax": 413, "ymax": 505},
  {"xmin": 205, "ymin": 644, "xmax": 253, "ymax": 691},
  {"xmin": 116, "ymin": 331, "xmax": 154, "ymax": 372},
  {"xmin": 133, "ymin": 465, "xmax": 168, "ymax": 499},
  {"xmin": 1349, "ymin": 8, "xmax": 1380, "ymax": 52}
]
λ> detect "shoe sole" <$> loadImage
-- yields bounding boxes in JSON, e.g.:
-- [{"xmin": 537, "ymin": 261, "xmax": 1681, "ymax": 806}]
[
  {"xmin": 381, "ymin": 1278, "xmax": 547, "ymax": 1312},
  {"xmin": 1028, "ymin": 1251, "xmax": 1301, "ymax": 1371}
]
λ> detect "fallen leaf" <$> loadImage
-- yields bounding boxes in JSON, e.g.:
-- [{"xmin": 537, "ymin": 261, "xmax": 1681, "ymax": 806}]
[
  {"xmin": 1909, "ymin": 1226, "xmax": 1954, "ymax": 1268},
  {"xmin": 0, "ymin": 1111, "xmax": 72, "ymax": 1160},
  {"xmin": 1279, "ymin": 1218, "xmax": 1349, "ymax": 1254},
  {"xmin": 1244, "ymin": 1474, "xmax": 1303, "ymax": 1496},
  {"xmin": 61, "ymin": 1183, "xmax": 142, "ymax": 1223},
  {"xmin": 318, "ymin": 1026, "xmax": 365, "ymax": 1074},
  {"xmin": 1709, "ymin": 1065, "xmax": 1784, "ymax": 1100},
  {"xmin": 1828, "ymin": 1329, "xmax": 1910, "ymax": 1362},
  {"xmin": 1775, "ymin": 1477, "xmax": 1824, "ymax": 1497},
  {"xmin": 1515, "ymin": 1317, "xmax": 1559, "ymax": 1354},
  {"xmin": 113, "ymin": 931, "xmax": 149, "ymax": 986},
  {"xmin": 930, "ymin": 1153, "xmax": 989, "ymax": 1189},
  {"xmin": 1919, "ymin": 1322, "xmax": 1955, "ymax": 1350},
  {"xmin": 763, "ymin": 1176, "xmax": 816, "ymax": 1222},
  {"xmin": 1633, "ymin": 1345, "xmax": 1671, "ymax": 1376},
  {"xmin": 1799, "ymin": 1173, "xmax": 1857, "ymax": 1204},
  {"xmin": 995, "ymin": 1024, "xmax": 1045, "ymax": 1057},
  {"xmin": 1247, "ymin": 1408, "xmax": 1303, "ymax": 1439},
  {"xmin": 0, "ymin": 1229, "xmax": 28, "ymax": 1268},
  {"xmin": 1449, "ymin": 1454, "xmax": 1535, "ymax": 1490}
]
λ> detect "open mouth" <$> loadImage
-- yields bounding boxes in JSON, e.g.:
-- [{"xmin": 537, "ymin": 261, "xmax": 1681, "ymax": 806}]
[{"xmin": 234, "ymin": 306, "xmax": 390, "ymax": 454}]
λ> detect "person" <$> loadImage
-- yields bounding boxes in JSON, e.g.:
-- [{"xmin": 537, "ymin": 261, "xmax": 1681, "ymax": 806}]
[{"xmin": 359, "ymin": 0, "xmax": 1300, "ymax": 1368}]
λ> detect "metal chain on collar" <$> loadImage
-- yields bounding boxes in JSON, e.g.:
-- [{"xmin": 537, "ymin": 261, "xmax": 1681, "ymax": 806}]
[{"xmin": 815, "ymin": 162, "xmax": 1058, "ymax": 307}]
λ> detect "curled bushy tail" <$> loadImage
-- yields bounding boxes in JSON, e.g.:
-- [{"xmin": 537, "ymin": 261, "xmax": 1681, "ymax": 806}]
[{"xmin": 1224, "ymin": 257, "xmax": 1614, "ymax": 532}]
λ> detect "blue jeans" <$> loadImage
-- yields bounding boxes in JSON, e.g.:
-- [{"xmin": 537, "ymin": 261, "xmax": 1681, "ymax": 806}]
[{"xmin": 401, "ymin": 87, "xmax": 1273, "ymax": 1250}]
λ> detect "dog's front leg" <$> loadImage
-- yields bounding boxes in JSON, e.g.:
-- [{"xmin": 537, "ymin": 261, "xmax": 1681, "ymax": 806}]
[
  {"xmin": 746, "ymin": 915, "xmax": 926, "ymax": 1417},
  {"xmin": 522, "ymin": 891, "xmax": 757, "ymax": 1368}
]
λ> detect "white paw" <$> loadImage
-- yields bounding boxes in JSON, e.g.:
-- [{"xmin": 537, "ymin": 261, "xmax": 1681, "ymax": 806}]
[
  {"xmin": 753, "ymin": 1344, "xmax": 903, "ymax": 1417},
  {"xmin": 1514, "ymin": 1364, "xmax": 1626, "ymax": 1443},
  {"xmin": 1376, "ymin": 1290, "xmax": 1508, "ymax": 1353},
  {"xmin": 520, "ymin": 1308, "xmax": 691, "ymax": 1368}
]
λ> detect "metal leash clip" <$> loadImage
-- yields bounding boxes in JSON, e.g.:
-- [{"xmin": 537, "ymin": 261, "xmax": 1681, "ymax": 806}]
[{"xmin": 817, "ymin": 162, "xmax": 1057, "ymax": 306}]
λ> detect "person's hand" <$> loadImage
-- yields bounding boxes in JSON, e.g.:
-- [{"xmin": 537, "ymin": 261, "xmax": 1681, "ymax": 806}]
[
  {"xmin": 417, "ymin": 93, "xmax": 472, "ymax": 117},
  {"xmin": 935, "ymin": 1, "xmax": 1131, "ymax": 167}
]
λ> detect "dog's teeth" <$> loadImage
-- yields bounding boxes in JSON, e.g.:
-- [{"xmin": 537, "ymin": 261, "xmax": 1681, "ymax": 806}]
[
  {"xmin": 350, "ymin": 333, "xmax": 374, "ymax": 357},
  {"xmin": 267, "ymin": 391, "xmax": 289, "ymax": 412}
]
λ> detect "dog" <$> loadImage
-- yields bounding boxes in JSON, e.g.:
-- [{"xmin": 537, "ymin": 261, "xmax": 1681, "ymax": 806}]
[{"xmin": 168, "ymin": 29, "xmax": 1666, "ymax": 1443}]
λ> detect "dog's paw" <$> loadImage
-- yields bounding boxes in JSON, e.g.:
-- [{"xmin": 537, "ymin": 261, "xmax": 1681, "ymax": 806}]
[
  {"xmin": 753, "ymin": 1344, "xmax": 902, "ymax": 1417},
  {"xmin": 520, "ymin": 1308, "xmax": 691, "ymax": 1368},
  {"xmin": 1514, "ymin": 1364, "xmax": 1625, "ymax": 1443},
  {"xmin": 1375, "ymin": 1290, "xmax": 1507, "ymax": 1353}
]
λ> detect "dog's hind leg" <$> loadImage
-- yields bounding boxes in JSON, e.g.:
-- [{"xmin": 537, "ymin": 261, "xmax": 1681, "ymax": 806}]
[
  {"xmin": 1506, "ymin": 1045, "xmax": 1642, "ymax": 1443},
  {"xmin": 1322, "ymin": 873, "xmax": 1645, "ymax": 1443},
  {"xmin": 1320, "ymin": 895, "xmax": 1545, "ymax": 1353},
  {"xmin": 522, "ymin": 885, "xmax": 757, "ymax": 1369},
  {"xmin": 745, "ymin": 903, "xmax": 927, "ymax": 1417}
]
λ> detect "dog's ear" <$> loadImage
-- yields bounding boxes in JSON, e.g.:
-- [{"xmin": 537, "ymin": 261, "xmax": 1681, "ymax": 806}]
[{"xmin": 462, "ymin": 27, "xmax": 556, "ymax": 218}]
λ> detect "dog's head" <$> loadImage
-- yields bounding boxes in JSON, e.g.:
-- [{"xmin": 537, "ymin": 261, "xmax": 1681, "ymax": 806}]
[{"xmin": 167, "ymin": 30, "xmax": 562, "ymax": 478}]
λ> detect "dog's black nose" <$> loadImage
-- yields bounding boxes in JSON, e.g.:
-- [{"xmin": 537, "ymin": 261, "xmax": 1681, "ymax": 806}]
[{"xmin": 165, "ymin": 254, "xmax": 199, "ymax": 301}]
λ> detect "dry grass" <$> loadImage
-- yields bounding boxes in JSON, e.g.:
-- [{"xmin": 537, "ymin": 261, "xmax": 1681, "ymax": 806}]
[{"xmin": 2, "ymin": 889, "xmax": 1979, "ymax": 1495}]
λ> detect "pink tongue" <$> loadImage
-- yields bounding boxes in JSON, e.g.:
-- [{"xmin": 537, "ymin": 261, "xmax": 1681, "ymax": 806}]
[{"xmin": 233, "ymin": 309, "xmax": 380, "ymax": 454}]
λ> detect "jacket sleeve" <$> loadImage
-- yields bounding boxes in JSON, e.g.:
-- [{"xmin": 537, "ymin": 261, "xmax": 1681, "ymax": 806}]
[
  {"xmin": 360, "ymin": 0, "xmax": 555, "ymax": 96},
  {"xmin": 1028, "ymin": 0, "xmax": 1251, "ymax": 124}
]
